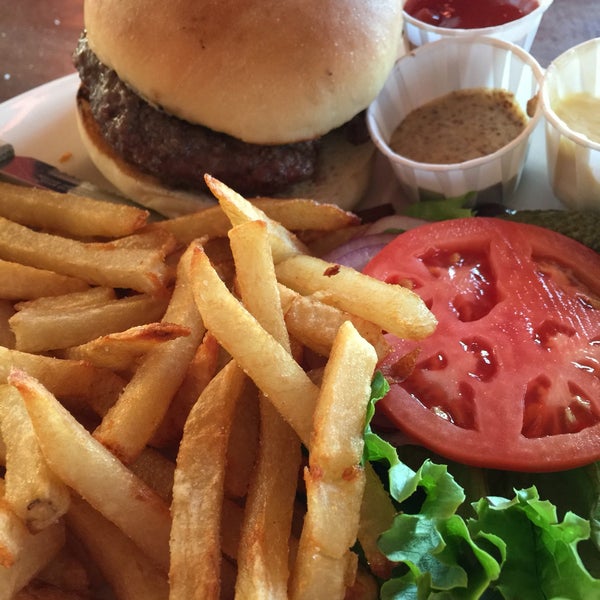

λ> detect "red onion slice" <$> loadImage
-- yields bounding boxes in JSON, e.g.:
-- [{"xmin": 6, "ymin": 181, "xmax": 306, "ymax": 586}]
[
  {"xmin": 364, "ymin": 214, "xmax": 428, "ymax": 235},
  {"xmin": 321, "ymin": 232, "xmax": 398, "ymax": 271},
  {"xmin": 320, "ymin": 214, "xmax": 428, "ymax": 271}
]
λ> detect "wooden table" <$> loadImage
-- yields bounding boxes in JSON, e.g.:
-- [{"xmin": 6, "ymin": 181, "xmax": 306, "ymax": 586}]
[
  {"xmin": 0, "ymin": 0, "xmax": 599, "ymax": 103},
  {"xmin": 0, "ymin": 1, "xmax": 83, "ymax": 103}
]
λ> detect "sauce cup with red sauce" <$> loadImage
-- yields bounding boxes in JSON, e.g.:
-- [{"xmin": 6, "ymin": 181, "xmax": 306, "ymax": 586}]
[{"xmin": 403, "ymin": 0, "xmax": 554, "ymax": 51}]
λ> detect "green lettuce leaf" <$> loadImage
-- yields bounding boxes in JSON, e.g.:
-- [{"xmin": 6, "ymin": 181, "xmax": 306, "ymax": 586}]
[
  {"xmin": 363, "ymin": 372, "xmax": 398, "ymax": 467},
  {"xmin": 404, "ymin": 195, "xmax": 475, "ymax": 221},
  {"xmin": 380, "ymin": 460, "xmax": 502, "ymax": 599},
  {"xmin": 363, "ymin": 373, "xmax": 600, "ymax": 598},
  {"xmin": 376, "ymin": 459, "xmax": 600, "ymax": 599},
  {"xmin": 470, "ymin": 488, "xmax": 600, "ymax": 599}
]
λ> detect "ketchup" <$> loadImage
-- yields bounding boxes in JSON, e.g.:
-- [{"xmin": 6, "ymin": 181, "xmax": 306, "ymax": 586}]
[{"xmin": 404, "ymin": 0, "xmax": 539, "ymax": 29}]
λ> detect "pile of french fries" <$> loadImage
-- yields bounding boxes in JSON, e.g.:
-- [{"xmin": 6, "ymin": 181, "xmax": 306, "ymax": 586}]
[{"xmin": 0, "ymin": 174, "xmax": 436, "ymax": 600}]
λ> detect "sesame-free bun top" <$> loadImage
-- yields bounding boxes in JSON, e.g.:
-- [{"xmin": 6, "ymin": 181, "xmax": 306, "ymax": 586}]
[{"xmin": 83, "ymin": 0, "xmax": 404, "ymax": 145}]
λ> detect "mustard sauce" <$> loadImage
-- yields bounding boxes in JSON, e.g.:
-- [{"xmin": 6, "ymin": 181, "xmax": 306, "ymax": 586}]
[{"xmin": 390, "ymin": 88, "xmax": 528, "ymax": 164}]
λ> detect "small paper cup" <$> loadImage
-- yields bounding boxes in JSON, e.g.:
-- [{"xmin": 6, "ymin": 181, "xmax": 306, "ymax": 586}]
[
  {"xmin": 403, "ymin": 0, "xmax": 553, "ymax": 51},
  {"xmin": 367, "ymin": 37, "xmax": 544, "ymax": 208},
  {"xmin": 541, "ymin": 38, "xmax": 600, "ymax": 210}
]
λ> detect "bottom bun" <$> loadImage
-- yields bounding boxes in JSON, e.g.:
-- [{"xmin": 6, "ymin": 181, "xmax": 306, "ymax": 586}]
[
  {"xmin": 277, "ymin": 128, "xmax": 376, "ymax": 212},
  {"xmin": 76, "ymin": 95, "xmax": 375, "ymax": 218}
]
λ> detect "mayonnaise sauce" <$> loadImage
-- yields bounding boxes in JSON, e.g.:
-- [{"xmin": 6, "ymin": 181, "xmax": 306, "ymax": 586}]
[{"xmin": 553, "ymin": 92, "xmax": 600, "ymax": 144}]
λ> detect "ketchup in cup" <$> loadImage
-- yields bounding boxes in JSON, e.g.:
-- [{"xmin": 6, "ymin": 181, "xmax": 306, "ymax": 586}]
[{"xmin": 404, "ymin": 0, "xmax": 540, "ymax": 29}]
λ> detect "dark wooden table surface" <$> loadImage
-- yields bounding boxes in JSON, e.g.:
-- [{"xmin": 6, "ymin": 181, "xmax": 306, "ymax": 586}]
[
  {"xmin": 0, "ymin": 1, "xmax": 83, "ymax": 103},
  {"xmin": 1, "ymin": 0, "xmax": 599, "ymax": 103}
]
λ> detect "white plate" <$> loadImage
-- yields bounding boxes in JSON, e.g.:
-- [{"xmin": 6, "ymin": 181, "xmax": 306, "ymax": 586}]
[
  {"xmin": 0, "ymin": 74, "xmax": 113, "ymax": 190},
  {"xmin": 0, "ymin": 73, "xmax": 564, "ymax": 212}
]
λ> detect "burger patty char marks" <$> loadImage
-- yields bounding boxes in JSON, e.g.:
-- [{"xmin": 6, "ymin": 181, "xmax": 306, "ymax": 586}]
[{"xmin": 73, "ymin": 34, "xmax": 321, "ymax": 196}]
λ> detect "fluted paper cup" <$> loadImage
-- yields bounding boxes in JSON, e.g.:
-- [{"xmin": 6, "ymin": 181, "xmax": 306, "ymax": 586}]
[
  {"xmin": 403, "ymin": 0, "xmax": 553, "ymax": 51},
  {"xmin": 367, "ymin": 37, "xmax": 544, "ymax": 208},
  {"xmin": 541, "ymin": 37, "xmax": 600, "ymax": 210}
]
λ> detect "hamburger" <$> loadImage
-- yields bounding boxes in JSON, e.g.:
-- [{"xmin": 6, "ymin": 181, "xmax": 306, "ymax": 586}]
[{"xmin": 73, "ymin": 0, "xmax": 405, "ymax": 217}]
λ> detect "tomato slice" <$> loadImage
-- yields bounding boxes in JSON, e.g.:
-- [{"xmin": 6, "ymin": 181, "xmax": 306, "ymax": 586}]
[{"xmin": 363, "ymin": 217, "xmax": 600, "ymax": 472}]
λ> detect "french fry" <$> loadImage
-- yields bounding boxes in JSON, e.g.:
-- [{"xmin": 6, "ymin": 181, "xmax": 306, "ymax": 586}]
[
  {"xmin": 0, "ymin": 346, "xmax": 125, "ymax": 417},
  {"xmin": 357, "ymin": 463, "xmax": 397, "ymax": 580},
  {"xmin": 0, "ymin": 385, "xmax": 71, "ymax": 532},
  {"xmin": 229, "ymin": 220, "xmax": 290, "ymax": 348},
  {"xmin": 106, "ymin": 227, "xmax": 178, "ymax": 252},
  {"xmin": 190, "ymin": 243, "xmax": 319, "ymax": 446},
  {"xmin": 224, "ymin": 384, "xmax": 260, "ymax": 500},
  {"xmin": 0, "ymin": 181, "xmax": 149, "ymax": 238},
  {"xmin": 63, "ymin": 322, "xmax": 191, "ymax": 372},
  {"xmin": 158, "ymin": 196, "xmax": 359, "ymax": 246},
  {"xmin": 169, "ymin": 360, "xmax": 246, "ymax": 600},
  {"xmin": 0, "ymin": 490, "xmax": 65, "ymax": 600},
  {"xmin": 0, "ymin": 259, "xmax": 89, "ymax": 301},
  {"xmin": 66, "ymin": 495, "xmax": 169, "ymax": 600},
  {"xmin": 236, "ymin": 399, "xmax": 301, "ymax": 600},
  {"xmin": 10, "ymin": 293, "xmax": 170, "ymax": 353},
  {"xmin": 278, "ymin": 283, "xmax": 389, "ymax": 359},
  {"xmin": 251, "ymin": 197, "xmax": 360, "ymax": 232},
  {"xmin": 0, "ymin": 216, "xmax": 172, "ymax": 294},
  {"xmin": 229, "ymin": 220, "xmax": 301, "ymax": 599},
  {"xmin": 293, "ymin": 551, "xmax": 356, "ymax": 600},
  {"xmin": 8, "ymin": 369, "xmax": 171, "ymax": 573},
  {"xmin": 13, "ymin": 287, "xmax": 116, "ymax": 312},
  {"xmin": 150, "ymin": 205, "xmax": 232, "ymax": 244},
  {"xmin": 93, "ymin": 243, "xmax": 206, "ymax": 464},
  {"xmin": 204, "ymin": 175, "xmax": 306, "ymax": 262},
  {"xmin": 150, "ymin": 330, "xmax": 221, "ymax": 449},
  {"xmin": 275, "ymin": 253, "xmax": 437, "ymax": 340},
  {"xmin": 290, "ymin": 321, "xmax": 377, "ymax": 600}
]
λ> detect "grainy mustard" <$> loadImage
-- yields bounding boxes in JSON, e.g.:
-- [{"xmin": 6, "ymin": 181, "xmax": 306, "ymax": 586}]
[{"xmin": 390, "ymin": 87, "xmax": 527, "ymax": 164}]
